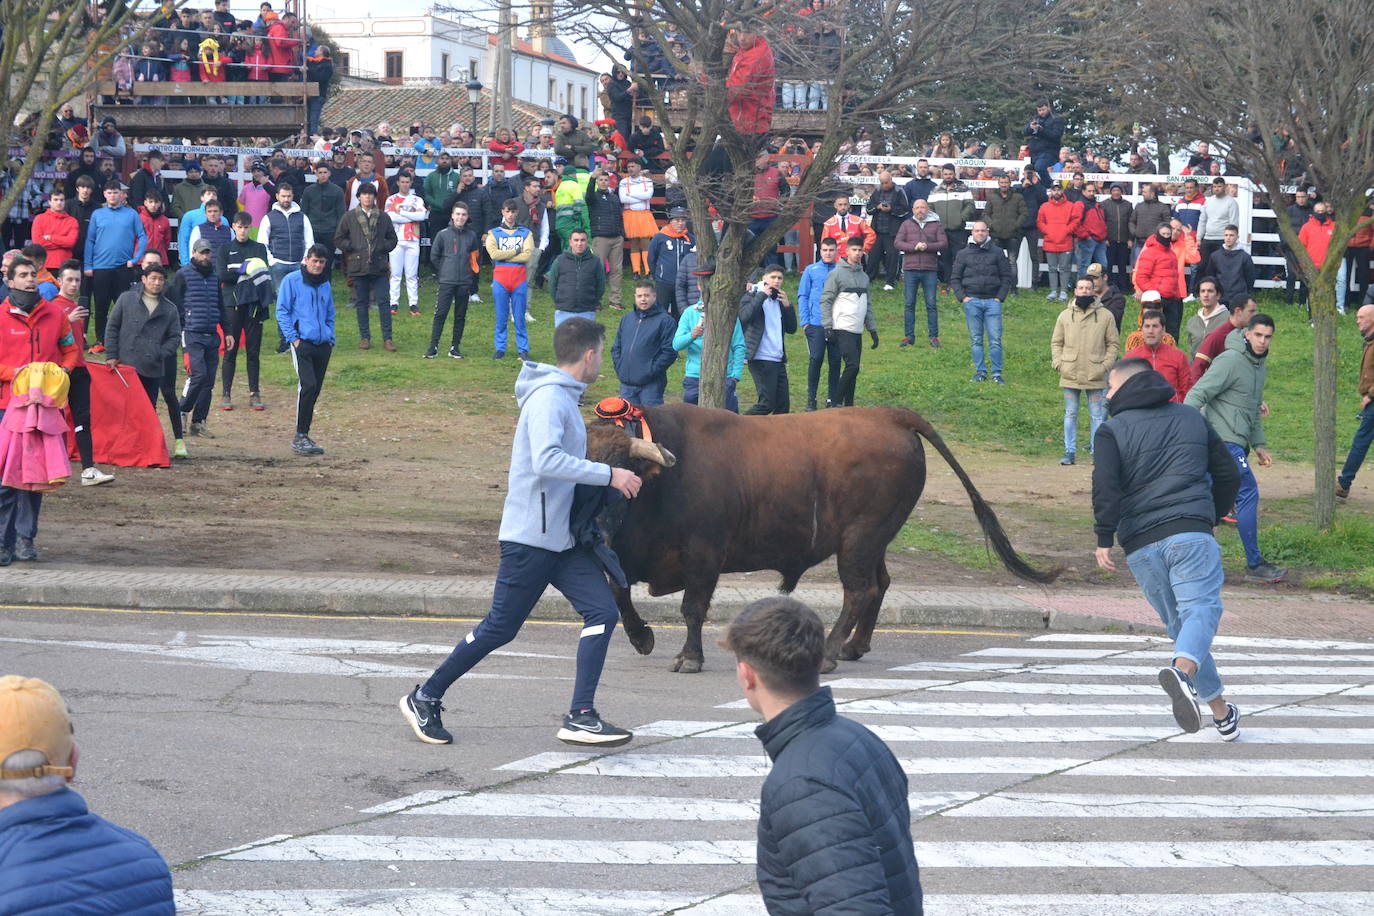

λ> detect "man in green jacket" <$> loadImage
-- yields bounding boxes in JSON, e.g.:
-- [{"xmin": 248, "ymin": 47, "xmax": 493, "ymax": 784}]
[
  {"xmin": 819, "ymin": 237, "xmax": 880, "ymax": 407},
  {"xmin": 1184, "ymin": 313, "xmax": 1287, "ymax": 584},
  {"xmin": 422, "ymin": 153, "xmax": 462, "ymax": 237}
]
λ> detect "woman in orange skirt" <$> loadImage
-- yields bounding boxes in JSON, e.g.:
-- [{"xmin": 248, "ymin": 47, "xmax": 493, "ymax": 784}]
[{"xmin": 618, "ymin": 159, "xmax": 658, "ymax": 277}]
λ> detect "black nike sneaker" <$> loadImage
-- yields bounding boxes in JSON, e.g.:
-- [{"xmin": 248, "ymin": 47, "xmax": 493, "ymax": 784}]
[
  {"xmin": 399, "ymin": 686, "xmax": 453, "ymax": 744},
  {"xmin": 556, "ymin": 708, "xmax": 632, "ymax": 747}
]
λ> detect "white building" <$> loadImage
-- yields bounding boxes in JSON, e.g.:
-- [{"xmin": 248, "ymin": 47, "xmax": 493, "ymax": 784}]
[{"xmin": 312, "ymin": 10, "xmax": 599, "ymax": 121}]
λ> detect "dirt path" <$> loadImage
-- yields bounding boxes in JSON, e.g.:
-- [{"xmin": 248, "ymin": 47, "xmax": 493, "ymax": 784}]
[{"xmin": 44, "ymin": 380, "xmax": 1350, "ymax": 592}]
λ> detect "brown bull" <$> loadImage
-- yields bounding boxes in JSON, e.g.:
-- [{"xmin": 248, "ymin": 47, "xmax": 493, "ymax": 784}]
[{"xmin": 586, "ymin": 403, "xmax": 1058, "ymax": 673}]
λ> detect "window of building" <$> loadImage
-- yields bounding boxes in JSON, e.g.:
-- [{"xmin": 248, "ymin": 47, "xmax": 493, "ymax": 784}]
[
  {"xmin": 549, "ymin": 78, "xmax": 557, "ymax": 107},
  {"xmin": 441, "ymin": 53, "xmax": 450, "ymax": 82},
  {"xmin": 567, "ymin": 82, "xmax": 574, "ymax": 114},
  {"xmin": 470, "ymin": 58, "xmax": 479, "ymax": 80},
  {"xmin": 337, "ymin": 51, "xmax": 351, "ymax": 74},
  {"xmin": 580, "ymin": 87, "xmax": 588, "ymax": 121},
  {"xmin": 384, "ymin": 51, "xmax": 404, "ymax": 81}
]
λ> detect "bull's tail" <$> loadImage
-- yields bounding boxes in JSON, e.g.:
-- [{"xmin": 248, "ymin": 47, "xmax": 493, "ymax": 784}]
[{"xmin": 908, "ymin": 412, "xmax": 1061, "ymax": 584}]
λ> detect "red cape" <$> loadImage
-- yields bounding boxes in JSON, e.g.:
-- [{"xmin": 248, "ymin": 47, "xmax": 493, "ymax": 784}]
[{"xmin": 67, "ymin": 365, "xmax": 170, "ymax": 468}]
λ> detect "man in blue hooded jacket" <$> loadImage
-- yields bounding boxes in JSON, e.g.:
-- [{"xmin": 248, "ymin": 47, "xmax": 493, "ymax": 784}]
[{"xmin": 402, "ymin": 318, "xmax": 653, "ymax": 748}]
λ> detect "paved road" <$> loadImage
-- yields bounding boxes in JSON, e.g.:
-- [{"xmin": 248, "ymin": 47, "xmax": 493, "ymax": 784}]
[{"xmin": 3, "ymin": 603, "xmax": 1373, "ymax": 914}]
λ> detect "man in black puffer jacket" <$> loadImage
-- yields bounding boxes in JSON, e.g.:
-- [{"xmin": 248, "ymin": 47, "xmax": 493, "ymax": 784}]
[
  {"xmin": 1093, "ymin": 360, "xmax": 1242, "ymax": 739},
  {"xmin": 724, "ymin": 596, "xmax": 922, "ymax": 916}
]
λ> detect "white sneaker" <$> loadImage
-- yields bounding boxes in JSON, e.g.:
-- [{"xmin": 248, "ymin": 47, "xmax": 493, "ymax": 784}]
[
  {"xmin": 525, "ymin": 310, "xmax": 537, "ymax": 323},
  {"xmin": 882, "ymin": 283, "xmax": 894, "ymax": 291},
  {"xmin": 469, "ymin": 293, "xmax": 481, "ymax": 303},
  {"xmin": 1183, "ymin": 294, "xmax": 1196, "ymax": 303},
  {"xmin": 80, "ymin": 467, "xmax": 115, "ymax": 486}
]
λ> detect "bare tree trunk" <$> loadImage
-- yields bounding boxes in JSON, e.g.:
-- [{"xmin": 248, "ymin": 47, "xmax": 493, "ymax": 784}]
[
  {"xmin": 1310, "ymin": 278, "xmax": 1339, "ymax": 529},
  {"xmin": 699, "ymin": 234, "xmax": 747, "ymax": 410}
]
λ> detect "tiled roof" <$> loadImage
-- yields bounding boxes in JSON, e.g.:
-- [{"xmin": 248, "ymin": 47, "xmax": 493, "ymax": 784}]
[
  {"xmin": 486, "ymin": 33, "xmax": 595, "ymax": 74},
  {"xmin": 322, "ymin": 85, "xmax": 563, "ymax": 137}
]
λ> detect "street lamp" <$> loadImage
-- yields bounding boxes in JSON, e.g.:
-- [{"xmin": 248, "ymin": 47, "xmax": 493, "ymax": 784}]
[{"xmin": 466, "ymin": 78, "xmax": 483, "ymax": 145}]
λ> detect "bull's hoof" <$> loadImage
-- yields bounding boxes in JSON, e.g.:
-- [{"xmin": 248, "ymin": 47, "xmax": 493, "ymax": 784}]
[
  {"xmin": 670, "ymin": 655, "xmax": 704, "ymax": 674},
  {"xmin": 820, "ymin": 657, "xmax": 838, "ymax": 674},
  {"xmin": 838, "ymin": 643, "xmax": 867, "ymax": 662},
  {"xmin": 626, "ymin": 625, "xmax": 655, "ymax": 656}
]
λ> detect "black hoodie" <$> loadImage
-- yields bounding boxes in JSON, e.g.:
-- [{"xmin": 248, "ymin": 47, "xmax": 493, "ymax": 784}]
[{"xmin": 1092, "ymin": 369, "xmax": 1241, "ymax": 554}]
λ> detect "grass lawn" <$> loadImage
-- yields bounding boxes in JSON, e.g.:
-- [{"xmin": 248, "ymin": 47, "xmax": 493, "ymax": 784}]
[{"xmin": 259, "ymin": 267, "xmax": 1366, "ymax": 459}]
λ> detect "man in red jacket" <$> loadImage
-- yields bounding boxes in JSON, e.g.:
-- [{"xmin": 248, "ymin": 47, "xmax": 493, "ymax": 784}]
[
  {"xmin": 1134, "ymin": 222, "xmax": 1186, "ymax": 340},
  {"xmin": 31, "ymin": 190, "xmax": 79, "ymax": 269},
  {"xmin": 0, "ymin": 257, "xmax": 80, "ymax": 565},
  {"xmin": 819, "ymin": 193, "xmax": 876, "ymax": 252},
  {"xmin": 726, "ymin": 30, "xmax": 775, "ymax": 138},
  {"xmin": 1126, "ymin": 309, "xmax": 1191, "ymax": 401},
  {"xmin": 1037, "ymin": 184, "xmax": 1078, "ymax": 302},
  {"xmin": 1297, "ymin": 202, "xmax": 1336, "ymax": 318},
  {"xmin": 47, "ymin": 261, "xmax": 114, "ymax": 486},
  {"xmin": 1072, "ymin": 182, "xmax": 1109, "ymax": 282}
]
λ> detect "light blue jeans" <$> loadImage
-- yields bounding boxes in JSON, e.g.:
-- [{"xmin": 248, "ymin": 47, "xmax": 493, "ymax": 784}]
[
  {"xmin": 1074, "ymin": 238, "xmax": 1108, "ymax": 278},
  {"xmin": 1125, "ymin": 531, "xmax": 1226, "ymax": 701},
  {"xmin": 963, "ymin": 297, "xmax": 1002, "ymax": 375},
  {"xmin": 1063, "ymin": 387, "xmax": 1106, "ymax": 455}
]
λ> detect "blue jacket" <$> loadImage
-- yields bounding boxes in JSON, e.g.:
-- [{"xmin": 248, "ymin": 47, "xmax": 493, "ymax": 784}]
[
  {"xmin": 0, "ymin": 787, "xmax": 174, "ymax": 915},
  {"xmin": 275, "ymin": 270, "xmax": 335, "ymax": 345},
  {"xmin": 755, "ymin": 688, "xmax": 923, "ymax": 915},
  {"xmin": 178, "ymin": 204, "xmax": 207, "ymax": 261},
  {"xmin": 498, "ymin": 362, "xmax": 613, "ymax": 552},
  {"xmin": 83, "ymin": 204, "xmax": 148, "ymax": 269},
  {"xmin": 797, "ymin": 259, "xmax": 837, "ymax": 326},
  {"xmin": 611, "ymin": 302, "xmax": 678, "ymax": 387},
  {"xmin": 169, "ymin": 261, "xmax": 223, "ymax": 333},
  {"xmin": 647, "ymin": 228, "xmax": 694, "ymax": 285},
  {"xmin": 672, "ymin": 303, "xmax": 745, "ymax": 380}
]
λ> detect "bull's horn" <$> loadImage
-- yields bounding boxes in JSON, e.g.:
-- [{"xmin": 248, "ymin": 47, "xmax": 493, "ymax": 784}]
[{"xmin": 629, "ymin": 438, "xmax": 676, "ymax": 467}]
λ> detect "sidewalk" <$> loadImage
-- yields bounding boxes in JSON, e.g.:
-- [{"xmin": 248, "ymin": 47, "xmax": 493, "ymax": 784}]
[{"xmin": 3, "ymin": 565, "xmax": 1370, "ymax": 640}]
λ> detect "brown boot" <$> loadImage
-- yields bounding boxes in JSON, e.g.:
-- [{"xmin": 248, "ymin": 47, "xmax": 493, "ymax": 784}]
[
  {"xmin": 383, "ymin": 339, "xmax": 397, "ymax": 352},
  {"xmin": 359, "ymin": 338, "xmax": 371, "ymax": 350}
]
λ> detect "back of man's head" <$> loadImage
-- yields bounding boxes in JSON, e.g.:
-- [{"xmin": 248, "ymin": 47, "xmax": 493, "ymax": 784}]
[
  {"xmin": 0, "ymin": 676, "xmax": 75, "ymax": 805},
  {"xmin": 722, "ymin": 597, "xmax": 824, "ymax": 699},
  {"xmin": 554, "ymin": 317, "xmax": 604, "ymax": 366}
]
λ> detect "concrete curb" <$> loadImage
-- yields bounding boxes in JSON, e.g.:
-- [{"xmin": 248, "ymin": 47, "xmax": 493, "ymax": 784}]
[{"xmin": 0, "ymin": 568, "xmax": 1166, "ymax": 634}]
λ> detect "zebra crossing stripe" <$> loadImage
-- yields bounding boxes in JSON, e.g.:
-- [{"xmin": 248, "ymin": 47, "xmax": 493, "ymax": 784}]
[
  {"xmin": 222, "ymin": 836, "xmax": 1374, "ymax": 867},
  {"xmin": 638, "ymin": 720, "xmax": 1180, "ymax": 742},
  {"xmin": 373, "ymin": 790, "xmax": 981, "ymax": 821},
  {"xmin": 1074, "ymin": 757, "xmax": 1374, "ymax": 777},
  {"xmin": 1029, "ymin": 634, "xmax": 1374, "ymax": 651},
  {"xmin": 1257, "ymin": 704, "xmax": 1374, "ymax": 717},
  {"xmin": 495, "ymin": 752, "xmax": 1090, "ymax": 777},
  {"xmin": 172, "ymin": 890, "xmax": 1374, "ymax": 916},
  {"xmin": 891, "ymin": 661, "xmax": 1374, "ymax": 676},
  {"xmin": 1169, "ymin": 727, "xmax": 1374, "ymax": 744},
  {"xmin": 946, "ymin": 792, "xmax": 1374, "ymax": 818},
  {"xmin": 224, "ymin": 835, "xmax": 756, "ymax": 864},
  {"xmin": 839, "ymin": 700, "xmax": 1216, "ymax": 717},
  {"xmin": 968, "ymin": 647, "xmax": 1374, "ymax": 663},
  {"xmin": 174, "ymin": 887, "xmax": 703, "ymax": 915},
  {"xmin": 823, "ymin": 678, "xmax": 1358, "ymax": 696}
]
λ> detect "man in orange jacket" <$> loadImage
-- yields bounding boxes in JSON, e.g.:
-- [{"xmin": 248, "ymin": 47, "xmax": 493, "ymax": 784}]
[
  {"xmin": 0, "ymin": 256, "xmax": 79, "ymax": 565},
  {"xmin": 819, "ymin": 193, "xmax": 876, "ymax": 252}
]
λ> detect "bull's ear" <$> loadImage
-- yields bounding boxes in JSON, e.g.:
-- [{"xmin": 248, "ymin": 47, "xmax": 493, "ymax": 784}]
[{"xmin": 629, "ymin": 438, "xmax": 676, "ymax": 468}]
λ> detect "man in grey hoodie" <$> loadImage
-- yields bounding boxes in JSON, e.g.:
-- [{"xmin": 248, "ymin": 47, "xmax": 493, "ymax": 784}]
[{"xmin": 401, "ymin": 318, "xmax": 646, "ymax": 748}]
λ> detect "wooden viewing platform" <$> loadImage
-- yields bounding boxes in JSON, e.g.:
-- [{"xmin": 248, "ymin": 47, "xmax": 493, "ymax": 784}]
[{"xmin": 89, "ymin": 81, "xmax": 317, "ymax": 137}]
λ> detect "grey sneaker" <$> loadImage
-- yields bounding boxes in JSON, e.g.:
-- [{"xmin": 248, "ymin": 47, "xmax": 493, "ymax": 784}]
[
  {"xmin": 219, "ymin": 394, "xmax": 233, "ymax": 411},
  {"xmin": 189, "ymin": 421, "xmax": 215, "ymax": 439},
  {"xmin": 1245, "ymin": 563, "xmax": 1289, "ymax": 584},
  {"xmin": 249, "ymin": 392, "xmax": 264, "ymax": 410},
  {"xmin": 557, "ymin": 709, "xmax": 633, "ymax": 747},
  {"xmin": 15, "ymin": 536, "xmax": 37, "ymax": 562},
  {"xmin": 1059, "ymin": 452, "xmax": 1075, "ymax": 466}
]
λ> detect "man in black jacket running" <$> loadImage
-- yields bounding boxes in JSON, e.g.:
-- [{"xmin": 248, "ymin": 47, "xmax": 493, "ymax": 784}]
[{"xmin": 1092, "ymin": 358, "xmax": 1243, "ymax": 739}]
